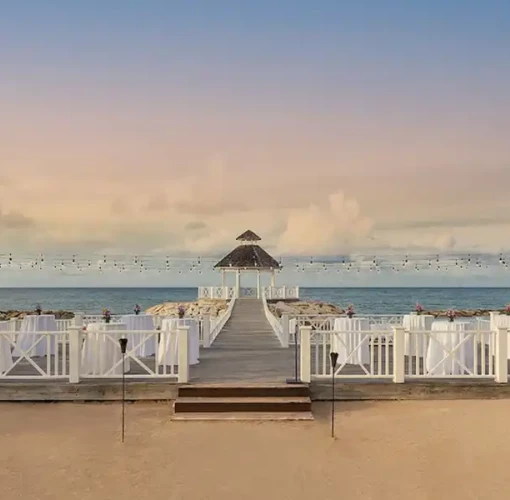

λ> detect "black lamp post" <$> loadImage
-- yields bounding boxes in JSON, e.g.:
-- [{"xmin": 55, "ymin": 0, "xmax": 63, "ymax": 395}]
[
  {"xmin": 330, "ymin": 351, "xmax": 338, "ymax": 438},
  {"xmin": 119, "ymin": 337, "xmax": 128, "ymax": 442}
]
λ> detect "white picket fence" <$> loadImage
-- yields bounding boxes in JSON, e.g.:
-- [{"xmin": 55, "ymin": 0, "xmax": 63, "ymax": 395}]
[{"xmin": 298, "ymin": 325, "xmax": 508, "ymax": 383}]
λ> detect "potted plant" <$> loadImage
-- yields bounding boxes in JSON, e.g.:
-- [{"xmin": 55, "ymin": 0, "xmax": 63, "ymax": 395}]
[
  {"xmin": 35, "ymin": 304, "xmax": 42, "ymax": 315},
  {"xmin": 505, "ymin": 304, "xmax": 510, "ymax": 316},
  {"xmin": 415, "ymin": 303, "xmax": 424, "ymax": 315},
  {"xmin": 134, "ymin": 304, "xmax": 141, "ymax": 316},
  {"xmin": 103, "ymin": 308, "xmax": 111, "ymax": 324},
  {"xmin": 446, "ymin": 309, "xmax": 456, "ymax": 322},
  {"xmin": 346, "ymin": 304, "xmax": 355, "ymax": 319}
]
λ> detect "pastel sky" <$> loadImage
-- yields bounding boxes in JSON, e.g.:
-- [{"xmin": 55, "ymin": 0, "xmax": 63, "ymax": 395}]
[{"xmin": 1, "ymin": 1, "xmax": 510, "ymax": 286}]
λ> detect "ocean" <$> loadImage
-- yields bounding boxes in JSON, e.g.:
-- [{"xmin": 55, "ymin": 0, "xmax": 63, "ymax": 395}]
[{"xmin": 0, "ymin": 287, "xmax": 508, "ymax": 314}]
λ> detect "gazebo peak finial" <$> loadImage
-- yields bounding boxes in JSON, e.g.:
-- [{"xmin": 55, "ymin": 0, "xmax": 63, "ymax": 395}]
[{"xmin": 236, "ymin": 230, "xmax": 261, "ymax": 242}]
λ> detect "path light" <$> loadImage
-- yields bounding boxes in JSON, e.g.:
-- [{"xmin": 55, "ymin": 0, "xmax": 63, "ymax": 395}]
[
  {"xmin": 330, "ymin": 351, "xmax": 339, "ymax": 438},
  {"xmin": 119, "ymin": 338, "xmax": 128, "ymax": 443}
]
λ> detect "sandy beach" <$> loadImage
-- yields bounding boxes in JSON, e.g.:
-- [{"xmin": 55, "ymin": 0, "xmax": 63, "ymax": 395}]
[{"xmin": 1, "ymin": 400, "xmax": 509, "ymax": 500}]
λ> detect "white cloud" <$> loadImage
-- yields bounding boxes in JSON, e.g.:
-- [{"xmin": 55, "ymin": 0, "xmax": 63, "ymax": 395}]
[{"xmin": 275, "ymin": 191, "xmax": 373, "ymax": 255}]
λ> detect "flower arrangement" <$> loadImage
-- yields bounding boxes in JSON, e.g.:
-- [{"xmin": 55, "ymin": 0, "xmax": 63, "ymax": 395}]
[
  {"xmin": 134, "ymin": 304, "xmax": 141, "ymax": 315},
  {"xmin": 35, "ymin": 304, "xmax": 42, "ymax": 315},
  {"xmin": 446, "ymin": 309, "xmax": 456, "ymax": 322},
  {"xmin": 415, "ymin": 303, "xmax": 424, "ymax": 315},
  {"xmin": 505, "ymin": 304, "xmax": 510, "ymax": 316},
  {"xmin": 103, "ymin": 308, "xmax": 111, "ymax": 324},
  {"xmin": 346, "ymin": 304, "xmax": 355, "ymax": 319},
  {"xmin": 178, "ymin": 305, "xmax": 186, "ymax": 319}
]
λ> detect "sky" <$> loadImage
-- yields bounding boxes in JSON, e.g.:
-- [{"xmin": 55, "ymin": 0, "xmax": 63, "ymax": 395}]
[{"xmin": 1, "ymin": 1, "xmax": 510, "ymax": 286}]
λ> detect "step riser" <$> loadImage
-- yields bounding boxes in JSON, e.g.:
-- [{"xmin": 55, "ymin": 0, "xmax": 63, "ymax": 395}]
[
  {"xmin": 179, "ymin": 388, "xmax": 309, "ymax": 398},
  {"xmin": 175, "ymin": 402, "xmax": 312, "ymax": 413}
]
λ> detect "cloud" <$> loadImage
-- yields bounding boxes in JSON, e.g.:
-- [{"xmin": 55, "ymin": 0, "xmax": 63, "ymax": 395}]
[
  {"xmin": 169, "ymin": 159, "xmax": 250, "ymax": 215},
  {"xmin": 185, "ymin": 221, "xmax": 208, "ymax": 231},
  {"xmin": 275, "ymin": 191, "xmax": 373, "ymax": 255},
  {"xmin": 378, "ymin": 216, "xmax": 510, "ymax": 230},
  {"xmin": 110, "ymin": 199, "xmax": 131, "ymax": 216},
  {"xmin": 144, "ymin": 194, "xmax": 169, "ymax": 213},
  {"xmin": 0, "ymin": 209, "xmax": 35, "ymax": 229}
]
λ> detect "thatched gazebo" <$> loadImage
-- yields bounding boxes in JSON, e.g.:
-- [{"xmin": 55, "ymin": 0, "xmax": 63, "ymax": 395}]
[{"xmin": 214, "ymin": 230, "xmax": 281, "ymax": 298}]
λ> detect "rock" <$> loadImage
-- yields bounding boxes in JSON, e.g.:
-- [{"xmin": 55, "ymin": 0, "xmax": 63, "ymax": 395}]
[
  {"xmin": 268, "ymin": 300, "xmax": 343, "ymax": 318},
  {"xmin": 0, "ymin": 310, "xmax": 75, "ymax": 321},
  {"xmin": 145, "ymin": 299, "xmax": 228, "ymax": 318}
]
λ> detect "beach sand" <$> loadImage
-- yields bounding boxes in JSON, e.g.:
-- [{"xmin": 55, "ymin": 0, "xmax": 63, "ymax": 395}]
[{"xmin": 1, "ymin": 400, "xmax": 509, "ymax": 500}]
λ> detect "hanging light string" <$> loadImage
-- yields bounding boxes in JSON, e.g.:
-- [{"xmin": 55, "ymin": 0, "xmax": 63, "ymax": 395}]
[{"xmin": 0, "ymin": 251, "xmax": 506, "ymax": 274}]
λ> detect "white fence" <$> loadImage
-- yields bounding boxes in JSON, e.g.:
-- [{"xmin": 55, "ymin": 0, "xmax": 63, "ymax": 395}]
[
  {"xmin": 198, "ymin": 286, "xmax": 299, "ymax": 300},
  {"xmin": 209, "ymin": 297, "xmax": 236, "ymax": 345},
  {"xmin": 262, "ymin": 286, "xmax": 300, "ymax": 300},
  {"xmin": 0, "ymin": 319, "xmax": 191, "ymax": 382},
  {"xmin": 298, "ymin": 325, "xmax": 508, "ymax": 383},
  {"xmin": 261, "ymin": 292, "xmax": 286, "ymax": 346}
]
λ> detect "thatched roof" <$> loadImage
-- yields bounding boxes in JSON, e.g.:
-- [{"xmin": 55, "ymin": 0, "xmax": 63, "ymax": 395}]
[
  {"xmin": 236, "ymin": 230, "xmax": 261, "ymax": 242},
  {"xmin": 214, "ymin": 244, "xmax": 281, "ymax": 269}
]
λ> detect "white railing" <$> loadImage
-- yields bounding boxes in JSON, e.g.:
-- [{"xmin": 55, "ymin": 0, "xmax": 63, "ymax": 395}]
[
  {"xmin": 0, "ymin": 324, "xmax": 191, "ymax": 382},
  {"xmin": 308, "ymin": 328, "xmax": 394, "ymax": 379},
  {"xmin": 298, "ymin": 325, "xmax": 509, "ymax": 383},
  {"xmin": 404, "ymin": 329, "xmax": 496, "ymax": 378},
  {"xmin": 197, "ymin": 286, "xmax": 299, "ymax": 300},
  {"xmin": 198, "ymin": 286, "xmax": 235, "ymax": 299},
  {"xmin": 0, "ymin": 330, "xmax": 70, "ymax": 379},
  {"xmin": 262, "ymin": 286, "xmax": 300, "ymax": 300},
  {"xmin": 262, "ymin": 292, "xmax": 285, "ymax": 346},
  {"xmin": 80, "ymin": 329, "xmax": 182, "ymax": 379},
  {"xmin": 209, "ymin": 298, "xmax": 236, "ymax": 345}
]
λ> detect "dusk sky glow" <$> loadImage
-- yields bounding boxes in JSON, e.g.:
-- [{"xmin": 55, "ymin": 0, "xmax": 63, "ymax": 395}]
[{"xmin": 1, "ymin": 1, "xmax": 510, "ymax": 286}]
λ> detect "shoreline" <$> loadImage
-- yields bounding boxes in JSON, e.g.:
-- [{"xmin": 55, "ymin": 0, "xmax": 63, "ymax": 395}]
[{"xmin": 1, "ymin": 300, "xmax": 507, "ymax": 321}]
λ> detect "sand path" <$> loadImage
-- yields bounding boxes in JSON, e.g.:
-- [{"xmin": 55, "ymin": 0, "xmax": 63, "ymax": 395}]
[{"xmin": 1, "ymin": 400, "xmax": 509, "ymax": 499}]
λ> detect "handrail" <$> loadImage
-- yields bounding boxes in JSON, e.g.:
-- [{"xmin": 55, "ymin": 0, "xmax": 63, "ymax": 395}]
[
  {"xmin": 261, "ymin": 291, "xmax": 284, "ymax": 346},
  {"xmin": 209, "ymin": 297, "xmax": 236, "ymax": 344}
]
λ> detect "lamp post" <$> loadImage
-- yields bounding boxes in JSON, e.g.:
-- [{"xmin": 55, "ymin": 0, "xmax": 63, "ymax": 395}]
[
  {"xmin": 119, "ymin": 337, "xmax": 128, "ymax": 442},
  {"xmin": 330, "ymin": 351, "xmax": 338, "ymax": 438}
]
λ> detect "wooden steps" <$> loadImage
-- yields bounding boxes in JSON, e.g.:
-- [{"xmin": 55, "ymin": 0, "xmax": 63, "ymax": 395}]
[{"xmin": 172, "ymin": 384, "xmax": 313, "ymax": 421}]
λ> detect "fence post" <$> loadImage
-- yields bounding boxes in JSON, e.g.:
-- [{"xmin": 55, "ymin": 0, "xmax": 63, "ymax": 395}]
[
  {"xmin": 495, "ymin": 327, "xmax": 508, "ymax": 383},
  {"xmin": 300, "ymin": 326, "xmax": 311, "ymax": 383},
  {"xmin": 490, "ymin": 311, "xmax": 500, "ymax": 332},
  {"xmin": 178, "ymin": 326, "xmax": 189, "ymax": 383},
  {"xmin": 281, "ymin": 313, "xmax": 290, "ymax": 348},
  {"xmin": 68, "ymin": 326, "xmax": 82, "ymax": 383},
  {"xmin": 393, "ymin": 326, "xmax": 405, "ymax": 383},
  {"xmin": 73, "ymin": 312, "xmax": 84, "ymax": 328},
  {"xmin": 202, "ymin": 315, "xmax": 211, "ymax": 348}
]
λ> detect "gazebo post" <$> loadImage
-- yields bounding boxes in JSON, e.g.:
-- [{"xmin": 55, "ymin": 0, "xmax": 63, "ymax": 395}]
[
  {"xmin": 235, "ymin": 269, "xmax": 241, "ymax": 298},
  {"xmin": 221, "ymin": 269, "xmax": 225, "ymax": 288},
  {"xmin": 270, "ymin": 269, "xmax": 275, "ymax": 288},
  {"xmin": 256, "ymin": 270, "xmax": 261, "ymax": 298}
]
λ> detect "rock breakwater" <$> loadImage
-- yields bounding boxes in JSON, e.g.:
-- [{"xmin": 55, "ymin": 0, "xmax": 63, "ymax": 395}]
[{"xmin": 146, "ymin": 299, "xmax": 228, "ymax": 318}]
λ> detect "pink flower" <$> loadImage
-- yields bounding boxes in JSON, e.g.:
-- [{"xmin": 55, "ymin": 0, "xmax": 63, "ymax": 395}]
[{"xmin": 415, "ymin": 303, "xmax": 424, "ymax": 313}]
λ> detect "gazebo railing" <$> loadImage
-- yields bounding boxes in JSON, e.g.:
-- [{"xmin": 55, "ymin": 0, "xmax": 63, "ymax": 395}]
[{"xmin": 197, "ymin": 286, "xmax": 299, "ymax": 300}]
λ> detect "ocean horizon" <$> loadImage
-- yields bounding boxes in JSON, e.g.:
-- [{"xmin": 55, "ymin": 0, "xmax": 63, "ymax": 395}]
[{"xmin": 0, "ymin": 287, "xmax": 508, "ymax": 315}]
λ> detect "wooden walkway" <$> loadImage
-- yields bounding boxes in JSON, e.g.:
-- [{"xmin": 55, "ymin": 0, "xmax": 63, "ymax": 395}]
[{"xmin": 191, "ymin": 299, "xmax": 294, "ymax": 382}]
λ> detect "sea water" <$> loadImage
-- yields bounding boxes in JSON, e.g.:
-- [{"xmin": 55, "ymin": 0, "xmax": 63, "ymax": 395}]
[{"xmin": 0, "ymin": 287, "xmax": 508, "ymax": 314}]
